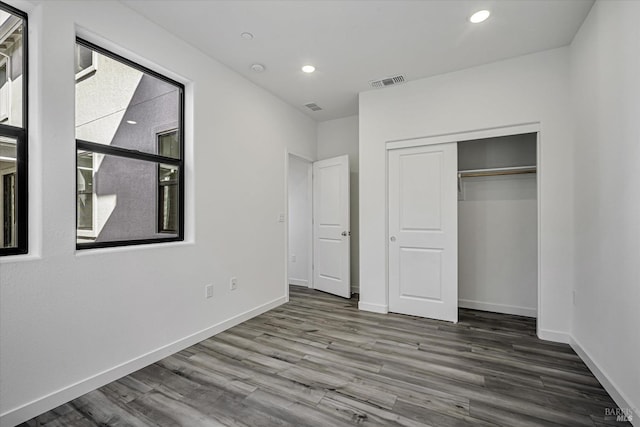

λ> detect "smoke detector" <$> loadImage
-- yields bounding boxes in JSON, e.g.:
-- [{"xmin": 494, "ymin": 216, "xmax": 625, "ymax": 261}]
[
  {"xmin": 369, "ymin": 74, "xmax": 406, "ymax": 88},
  {"xmin": 304, "ymin": 103, "xmax": 322, "ymax": 112}
]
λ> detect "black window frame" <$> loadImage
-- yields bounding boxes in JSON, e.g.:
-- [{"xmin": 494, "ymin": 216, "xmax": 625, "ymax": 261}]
[
  {"xmin": 75, "ymin": 37, "xmax": 185, "ymax": 250},
  {"xmin": 0, "ymin": 1, "xmax": 28, "ymax": 257}
]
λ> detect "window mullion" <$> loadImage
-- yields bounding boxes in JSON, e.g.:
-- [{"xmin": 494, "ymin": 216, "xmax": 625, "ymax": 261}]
[{"xmin": 76, "ymin": 139, "xmax": 182, "ymax": 166}]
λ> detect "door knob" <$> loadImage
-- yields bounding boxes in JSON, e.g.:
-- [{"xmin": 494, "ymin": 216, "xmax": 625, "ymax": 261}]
[
  {"xmin": 390, "ymin": 236, "xmax": 396, "ymax": 242},
  {"xmin": 341, "ymin": 231, "xmax": 349, "ymax": 236}
]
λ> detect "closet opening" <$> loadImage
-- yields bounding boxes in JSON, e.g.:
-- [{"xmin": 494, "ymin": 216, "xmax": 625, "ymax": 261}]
[{"xmin": 457, "ymin": 132, "xmax": 538, "ymax": 324}]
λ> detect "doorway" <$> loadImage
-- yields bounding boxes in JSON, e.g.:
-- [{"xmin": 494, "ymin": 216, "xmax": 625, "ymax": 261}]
[
  {"xmin": 386, "ymin": 124, "xmax": 540, "ymax": 325},
  {"xmin": 286, "ymin": 152, "xmax": 352, "ymax": 299},
  {"xmin": 287, "ymin": 153, "xmax": 313, "ymax": 289}
]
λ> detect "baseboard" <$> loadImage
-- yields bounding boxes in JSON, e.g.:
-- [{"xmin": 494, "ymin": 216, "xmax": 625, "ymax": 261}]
[
  {"xmin": 537, "ymin": 328, "xmax": 571, "ymax": 344},
  {"xmin": 570, "ymin": 336, "xmax": 638, "ymax": 426},
  {"xmin": 459, "ymin": 299, "xmax": 536, "ymax": 318},
  {"xmin": 358, "ymin": 301, "xmax": 388, "ymax": 314},
  {"xmin": 288, "ymin": 278, "xmax": 308, "ymax": 287},
  {"xmin": 0, "ymin": 296, "xmax": 287, "ymax": 427}
]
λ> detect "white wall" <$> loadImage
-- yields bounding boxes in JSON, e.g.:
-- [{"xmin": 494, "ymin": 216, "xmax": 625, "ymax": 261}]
[
  {"xmin": 359, "ymin": 48, "xmax": 574, "ymax": 341},
  {"xmin": 0, "ymin": 1, "xmax": 316, "ymax": 425},
  {"xmin": 570, "ymin": 0, "xmax": 640, "ymax": 419},
  {"xmin": 287, "ymin": 155, "xmax": 311, "ymax": 286},
  {"xmin": 317, "ymin": 115, "xmax": 359, "ymax": 292}
]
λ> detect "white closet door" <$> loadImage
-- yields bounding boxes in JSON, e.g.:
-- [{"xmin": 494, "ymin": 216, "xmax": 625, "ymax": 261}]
[
  {"xmin": 388, "ymin": 143, "xmax": 458, "ymax": 322},
  {"xmin": 313, "ymin": 155, "xmax": 351, "ymax": 298}
]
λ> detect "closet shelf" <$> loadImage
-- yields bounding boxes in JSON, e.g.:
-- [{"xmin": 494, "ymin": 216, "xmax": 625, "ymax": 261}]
[{"xmin": 458, "ymin": 165, "xmax": 536, "ymax": 178}]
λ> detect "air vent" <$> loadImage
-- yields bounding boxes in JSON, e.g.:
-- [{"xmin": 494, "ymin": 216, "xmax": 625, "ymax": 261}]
[
  {"xmin": 369, "ymin": 74, "xmax": 406, "ymax": 88},
  {"xmin": 304, "ymin": 102, "xmax": 323, "ymax": 112}
]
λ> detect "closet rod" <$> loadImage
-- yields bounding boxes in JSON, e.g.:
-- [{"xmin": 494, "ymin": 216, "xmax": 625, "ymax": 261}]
[{"xmin": 458, "ymin": 165, "xmax": 536, "ymax": 178}]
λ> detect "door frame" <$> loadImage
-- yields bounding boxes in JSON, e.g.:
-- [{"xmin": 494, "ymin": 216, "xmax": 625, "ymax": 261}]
[
  {"xmin": 285, "ymin": 150, "xmax": 314, "ymax": 300},
  {"xmin": 385, "ymin": 122, "xmax": 542, "ymax": 333}
]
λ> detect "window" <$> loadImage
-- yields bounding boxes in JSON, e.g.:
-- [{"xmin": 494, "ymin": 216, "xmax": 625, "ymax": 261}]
[
  {"xmin": 0, "ymin": 2, "xmax": 27, "ymax": 256},
  {"xmin": 74, "ymin": 43, "xmax": 96, "ymax": 80},
  {"xmin": 75, "ymin": 38, "xmax": 184, "ymax": 249}
]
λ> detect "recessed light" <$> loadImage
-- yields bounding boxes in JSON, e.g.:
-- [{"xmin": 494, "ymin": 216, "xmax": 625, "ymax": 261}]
[
  {"xmin": 126, "ymin": 120, "xmax": 137, "ymax": 125},
  {"xmin": 469, "ymin": 10, "xmax": 490, "ymax": 23},
  {"xmin": 251, "ymin": 63, "xmax": 266, "ymax": 72},
  {"xmin": 241, "ymin": 32, "xmax": 254, "ymax": 40},
  {"xmin": 301, "ymin": 65, "xmax": 315, "ymax": 73}
]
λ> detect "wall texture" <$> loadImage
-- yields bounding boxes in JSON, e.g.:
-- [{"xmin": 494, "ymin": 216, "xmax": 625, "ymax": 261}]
[
  {"xmin": 317, "ymin": 115, "xmax": 359, "ymax": 292},
  {"xmin": 359, "ymin": 48, "xmax": 574, "ymax": 341},
  {"xmin": 75, "ymin": 53, "xmax": 142, "ymax": 146},
  {"xmin": 570, "ymin": 0, "xmax": 640, "ymax": 418},
  {"xmin": 0, "ymin": 1, "xmax": 316, "ymax": 425}
]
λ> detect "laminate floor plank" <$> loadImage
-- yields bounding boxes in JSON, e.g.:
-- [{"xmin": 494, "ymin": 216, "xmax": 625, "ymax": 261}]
[
  {"xmin": 319, "ymin": 392, "xmax": 429, "ymax": 427},
  {"xmin": 483, "ymin": 376, "xmax": 614, "ymax": 416},
  {"xmin": 21, "ymin": 286, "xmax": 628, "ymax": 427},
  {"xmin": 469, "ymin": 401, "xmax": 565, "ymax": 427},
  {"xmin": 378, "ymin": 363, "xmax": 596, "ymax": 426},
  {"xmin": 21, "ymin": 404, "xmax": 94, "ymax": 427}
]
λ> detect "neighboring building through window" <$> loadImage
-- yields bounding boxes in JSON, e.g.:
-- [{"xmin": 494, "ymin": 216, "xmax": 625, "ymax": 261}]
[
  {"xmin": 157, "ymin": 130, "xmax": 178, "ymax": 233},
  {"xmin": 75, "ymin": 38, "xmax": 184, "ymax": 249},
  {"xmin": 0, "ymin": 58, "xmax": 9, "ymax": 121},
  {"xmin": 76, "ymin": 152, "xmax": 93, "ymax": 232},
  {"xmin": 74, "ymin": 43, "xmax": 96, "ymax": 80},
  {"xmin": 0, "ymin": 2, "xmax": 27, "ymax": 256}
]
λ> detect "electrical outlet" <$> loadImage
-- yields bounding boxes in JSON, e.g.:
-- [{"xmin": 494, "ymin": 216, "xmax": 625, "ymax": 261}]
[
  {"xmin": 230, "ymin": 277, "xmax": 238, "ymax": 291},
  {"xmin": 205, "ymin": 284, "xmax": 214, "ymax": 299},
  {"xmin": 291, "ymin": 254, "xmax": 296, "ymax": 262}
]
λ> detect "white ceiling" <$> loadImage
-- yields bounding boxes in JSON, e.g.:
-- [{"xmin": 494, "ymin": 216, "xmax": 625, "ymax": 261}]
[{"xmin": 121, "ymin": 0, "xmax": 594, "ymax": 122}]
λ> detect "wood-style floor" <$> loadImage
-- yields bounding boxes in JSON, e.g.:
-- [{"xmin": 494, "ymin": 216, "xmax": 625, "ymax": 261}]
[{"xmin": 22, "ymin": 287, "xmax": 627, "ymax": 427}]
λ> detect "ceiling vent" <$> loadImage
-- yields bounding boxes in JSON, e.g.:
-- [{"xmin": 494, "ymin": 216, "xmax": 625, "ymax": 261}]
[
  {"xmin": 369, "ymin": 74, "xmax": 406, "ymax": 88},
  {"xmin": 304, "ymin": 102, "xmax": 322, "ymax": 112}
]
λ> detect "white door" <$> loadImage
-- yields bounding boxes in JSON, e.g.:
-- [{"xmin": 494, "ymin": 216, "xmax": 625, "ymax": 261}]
[
  {"xmin": 388, "ymin": 143, "xmax": 458, "ymax": 322},
  {"xmin": 313, "ymin": 155, "xmax": 350, "ymax": 298}
]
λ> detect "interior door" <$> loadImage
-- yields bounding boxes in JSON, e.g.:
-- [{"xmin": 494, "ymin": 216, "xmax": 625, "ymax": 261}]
[
  {"xmin": 388, "ymin": 143, "xmax": 458, "ymax": 322},
  {"xmin": 313, "ymin": 155, "xmax": 350, "ymax": 298}
]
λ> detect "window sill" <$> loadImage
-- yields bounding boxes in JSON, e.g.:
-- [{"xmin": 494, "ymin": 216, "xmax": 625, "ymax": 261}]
[{"xmin": 74, "ymin": 239, "xmax": 194, "ymax": 257}]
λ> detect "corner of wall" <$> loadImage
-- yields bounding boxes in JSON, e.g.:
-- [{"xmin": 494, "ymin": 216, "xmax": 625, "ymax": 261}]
[{"xmin": 570, "ymin": 336, "xmax": 638, "ymax": 426}]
